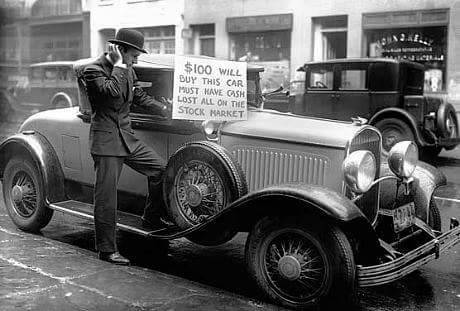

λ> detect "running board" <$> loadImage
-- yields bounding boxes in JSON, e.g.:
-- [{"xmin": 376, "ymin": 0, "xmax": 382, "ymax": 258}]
[{"xmin": 49, "ymin": 200, "xmax": 181, "ymax": 239}]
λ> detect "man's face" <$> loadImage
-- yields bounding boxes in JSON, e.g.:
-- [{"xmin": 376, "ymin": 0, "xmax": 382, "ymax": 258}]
[{"xmin": 122, "ymin": 47, "xmax": 141, "ymax": 66}]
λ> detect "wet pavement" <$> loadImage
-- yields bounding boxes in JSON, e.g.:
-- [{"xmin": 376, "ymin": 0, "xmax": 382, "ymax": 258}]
[
  {"xmin": 0, "ymin": 110, "xmax": 459, "ymax": 310},
  {"xmin": 0, "ymin": 194, "xmax": 281, "ymax": 311}
]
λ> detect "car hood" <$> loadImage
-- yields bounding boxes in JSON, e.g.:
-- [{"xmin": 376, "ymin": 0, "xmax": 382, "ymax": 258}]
[{"xmin": 220, "ymin": 109, "xmax": 368, "ymax": 149}]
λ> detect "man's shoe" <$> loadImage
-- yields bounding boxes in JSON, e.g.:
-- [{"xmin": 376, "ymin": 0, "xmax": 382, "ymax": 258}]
[{"xmin": 98, "ymin": 252, "xmax": 130, "ymax": 265}]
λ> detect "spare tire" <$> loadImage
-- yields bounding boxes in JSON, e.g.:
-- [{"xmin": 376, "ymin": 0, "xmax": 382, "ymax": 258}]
[
  {"xmin": 164, "ymin": 141, "xmax": 247, "ymax": 234},
  {"xmin": 436, "ymin": 103, "xmax": 458, "ymax": 139}
]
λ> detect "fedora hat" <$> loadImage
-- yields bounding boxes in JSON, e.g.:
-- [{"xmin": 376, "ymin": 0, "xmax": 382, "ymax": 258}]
[{"xmin": 108, "ymin": 28, "xmax": 147, "ymax": 53}]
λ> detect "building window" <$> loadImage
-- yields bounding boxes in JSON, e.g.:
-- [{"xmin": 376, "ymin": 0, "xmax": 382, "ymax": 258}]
[
  {"xmin": 312, "ymin": 15, "xmax": 347, "ymax": 61},
  {"xmin": 133, "ymin": 26, "xmax": 175, "ymax": 54},
  {"xmin": 189, "ymin": 24, "xmax": 215, "ymax": 57},
  {"xmin": 230, "ymin": 31, "xmax": 290, "ymax": 62},
  {"xmin": 0, "ymin": 27, "xmax": 19, "ymax": 62},
  {"xmin": 230, "ymin": 30, "xmax": 291, "ymax": 93},
  {"xmin": 365, "ymin": 26, "xmax": 447, "ymax": 92},
  {"xmin": 30, "ymin": 22, "xmax": 82, "ymax": 62},
  {"xmin": 31, "ymin": 0, "xmax": 81, "ymax": 17}
]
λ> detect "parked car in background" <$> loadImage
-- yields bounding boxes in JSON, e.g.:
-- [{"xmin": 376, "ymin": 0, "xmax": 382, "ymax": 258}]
[
  {"xmin": 262, "ymin": 86, "xmax": 290, "ymax": 112},
  {"xmin": 1, "ymin": 54, "xmax": 458, "ymax": 310},
  {"xmin": 289, "ymin": 58, "xmax": 460, "ymax": 157},
  {"xmin": 15, "ymin": 61, "xmax": 79, "ymax": 114},
  {"xmin": 0, "ymin": 87, "xmax": 15, "ymax": 122}
]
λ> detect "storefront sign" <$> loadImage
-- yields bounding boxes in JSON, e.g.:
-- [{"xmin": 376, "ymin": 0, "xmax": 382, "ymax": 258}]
[
  {"xmin": 373, "ymin": 32, "xmax": 444, "ymax": 62},
  {"xmin": 226, "ymin": 14, "xmax": 293, "ymax": 33},
  {"xmin": 173, "ymin": 55, "xmax": 247, "ymax": 121}
]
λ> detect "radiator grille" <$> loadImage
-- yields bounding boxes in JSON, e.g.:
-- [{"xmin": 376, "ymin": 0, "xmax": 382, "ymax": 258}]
[
  {"xmin": 233, "ymin": 148, "xmax": 329, "ymax": 192},
  {"xmin": 348, "ymin": 128, "xmax": 382, "ymax": 223}
]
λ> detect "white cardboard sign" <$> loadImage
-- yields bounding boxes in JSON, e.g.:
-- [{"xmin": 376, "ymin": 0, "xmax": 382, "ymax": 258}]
[{"xmin": 172, "ymin": 55, "xmax": 247, "ymax": 121}]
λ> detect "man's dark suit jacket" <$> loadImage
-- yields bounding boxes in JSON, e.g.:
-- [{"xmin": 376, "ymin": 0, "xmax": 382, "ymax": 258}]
[{"xmin": 83, "ymin": 54, "xmax": 167, "ymax": 156}]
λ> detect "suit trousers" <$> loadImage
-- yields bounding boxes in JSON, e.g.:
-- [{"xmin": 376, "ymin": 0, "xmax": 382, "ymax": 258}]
[{"xmin": 92, "ymin": 141, "xmax": 166, "ymax": 252}]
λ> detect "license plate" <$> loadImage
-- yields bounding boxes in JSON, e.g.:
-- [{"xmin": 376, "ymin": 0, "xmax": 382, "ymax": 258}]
[{"xmin": 392, "ymin": 202, "xmax": 415, "ymax": 233}]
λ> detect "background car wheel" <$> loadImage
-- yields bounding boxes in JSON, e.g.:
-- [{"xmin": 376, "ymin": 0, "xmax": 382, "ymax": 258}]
[
  {"xmin": 437, "ymin": 103, "xmax": 458, "ymax": 141},
  {"xmin": 164, "ymin": 141, "xmax": 247, "ymax": 245},
  {"xmin": 374, "ymin": 118, "xmax": 415, "ymax": 154},
  {"xmin": 245, "ymin": 216, "xmax": 357, "ymax": 310},
  {"xmin": 2, "ymin": 156, "xmax": 53, "ymax": 232},
  {"xmin": 428, "ymin": 198, "xmax": 441, "ymax": 231}
]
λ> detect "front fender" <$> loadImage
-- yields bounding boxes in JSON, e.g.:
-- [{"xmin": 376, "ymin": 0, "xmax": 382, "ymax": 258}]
[
  {"xmin": 379, "ymin": 158, "xmax": 446, "ymax": 222},
  {"xmin": 369, "ymin": 107, "xmax": 426, "ymax": 146},
  {"xmin": 0, "ymin": 132, "xmax": 65, "ymax": 204},
  {"xmin": 184, "ymin": 183, "xmax": 380, "ymax": 260}
]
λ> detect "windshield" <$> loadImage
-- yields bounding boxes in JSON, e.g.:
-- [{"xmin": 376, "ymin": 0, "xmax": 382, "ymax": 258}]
[
  {"xmin": 247, "ymin": 71, "xmax": 263, "ymax": 108},
  {"xmin": 134, "ymin": 67, "xmax": 263, "ymax": 110}
]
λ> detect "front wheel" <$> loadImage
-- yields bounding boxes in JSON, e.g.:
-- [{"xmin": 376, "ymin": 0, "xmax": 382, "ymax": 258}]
[
  {"xmin": 2, "ymin": 156, "xmax": 53, "ymax": 232},
  {"xmin": 245, "ymin": 216, "xmax": 357, "ymax": 310}
]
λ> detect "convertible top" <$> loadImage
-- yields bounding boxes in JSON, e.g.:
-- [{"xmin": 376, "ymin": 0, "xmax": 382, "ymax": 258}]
[{"xmin": 137, "ymin": 53, "xmax": 264, "ymax": 72}]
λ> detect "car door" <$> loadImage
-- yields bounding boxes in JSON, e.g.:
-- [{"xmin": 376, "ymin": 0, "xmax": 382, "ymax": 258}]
[
  {"xmin": 304, "ymin": 64, "xmax": 336, "ymax": 119},
  {"xmin": 334, "ymin": 62, "xmax": 370, "ymax": 121}
]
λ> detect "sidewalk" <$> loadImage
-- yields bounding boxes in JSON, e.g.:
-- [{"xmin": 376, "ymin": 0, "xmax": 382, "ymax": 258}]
[{"xmin": 0, "ymin": 208, "xmax": 280, "ymax": 311}]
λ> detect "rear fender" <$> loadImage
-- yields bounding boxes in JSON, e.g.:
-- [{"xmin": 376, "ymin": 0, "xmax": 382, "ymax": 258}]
[
  {"xmin": 0, "ymin": 132, "xmax": 66, "ymax": 204},
  {"xmin": 369, "ymin": 108, "xmax": 426, "ymax": 146},
  {"xmin": 188, "ymin": 183, "xmax": 381, "ymax": 263}
]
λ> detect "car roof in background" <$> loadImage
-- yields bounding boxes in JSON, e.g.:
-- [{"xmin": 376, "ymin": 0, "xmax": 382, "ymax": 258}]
[
  {"xmin": 30, "ymin": 61, "xmax": 75, "ymax": 68},
  {"xmin": 302, "ymin": 57, "xmax": 425, "ymax": 69}
]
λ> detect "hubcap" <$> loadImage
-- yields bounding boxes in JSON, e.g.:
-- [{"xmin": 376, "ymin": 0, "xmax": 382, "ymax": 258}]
[
  {"xmin": 278, "ymin": 255, "xmax": 302, "ymax": 280},
  {"xmin": 10, "ymin": 171, "xmax": 37, "ymax": 218},
  {"xmin": 186, "ymin": 183, "xmax": 209, "ymax": 207},
  {"xmin": 264, "ymin": 231, "xmax": 328, "ymax": 301},
  {"xmin": 11, "ymin": 185, "xmax": 23, "ymax": 203},
  {"xmin": 175, "ymin": 161, "xmax": 225, "ymax": 224}
]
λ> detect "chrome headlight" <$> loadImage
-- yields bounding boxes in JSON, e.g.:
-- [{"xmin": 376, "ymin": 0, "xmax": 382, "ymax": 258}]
[
  {"xmin": 201, "ymin": 120, "xmax": 221, "ymax": 140},
  {"xmin": 342, "ymin": 150, "xmax": 376, "ymax": 194},
  {"xmin": 388, "ymin": 141, "xmax": 418, "ymax": 178}
]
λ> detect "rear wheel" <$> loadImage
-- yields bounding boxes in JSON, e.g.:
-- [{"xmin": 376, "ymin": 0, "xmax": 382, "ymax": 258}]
[
  {"xmin": 2, "ymin": 156, "xmax": 53, "ymax": 232},
  {"xmin": 375, "ymin": 118, "xmax": 415, "ymax": 154},
  {"xmin": 245, "ymin": 216, "xmax": 357, "ymax": 310}
]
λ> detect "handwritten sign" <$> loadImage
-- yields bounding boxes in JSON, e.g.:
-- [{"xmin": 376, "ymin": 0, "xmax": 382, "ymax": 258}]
[{"xmin": 173, "ymin": 55, "xmax": 247, "ymax": 121}]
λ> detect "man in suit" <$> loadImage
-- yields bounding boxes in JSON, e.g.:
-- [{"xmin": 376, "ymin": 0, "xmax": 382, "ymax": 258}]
[{"xmin": 83, "ymin": 28, "xmax": 171, "ymax": 265}]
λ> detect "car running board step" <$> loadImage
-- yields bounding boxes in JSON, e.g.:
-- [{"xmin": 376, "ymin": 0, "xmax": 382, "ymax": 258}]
[{"xmin": 49, "ymin": 200, "xmax": 184, "ymax": 239}]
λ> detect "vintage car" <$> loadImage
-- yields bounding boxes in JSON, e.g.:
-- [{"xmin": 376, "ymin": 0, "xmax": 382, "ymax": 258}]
[
  {"xmin": 15, "ymin": 61, "xmax": 79, "ymax": 114},
  {"xmin": 289, "ymin": 58, "xmax": 460, "ymax": 157},
  {"xmin": 0, "ymin": 54, "xmax": 459, "ymax": 310}
]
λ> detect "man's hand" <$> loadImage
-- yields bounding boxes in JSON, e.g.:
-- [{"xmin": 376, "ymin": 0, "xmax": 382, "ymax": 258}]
[
  {"xmin": 108, "ymin": 44, "xmax": 123, "ymax": 66},
  {"xmin": 160, "ymin": 96, "xmax": 173, "ymax": 118}
]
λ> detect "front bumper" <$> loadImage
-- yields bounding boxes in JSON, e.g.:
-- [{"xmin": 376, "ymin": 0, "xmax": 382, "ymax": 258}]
[{"xmin": 357, "ymin": 218, "xmax": 460, "ymax": 287}]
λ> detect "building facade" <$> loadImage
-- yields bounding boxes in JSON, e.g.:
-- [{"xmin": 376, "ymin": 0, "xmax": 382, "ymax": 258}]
[
  {"xmin": 183, "ymin": 0, "xmax": 460, "ymax": 100},
  {"xmin": 86, "ymin": 0, "xmax": 184, "ymax": 57},
  {"xmin": 0, "ymin": 0, "xmax": 90, "ymax": 88}
]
